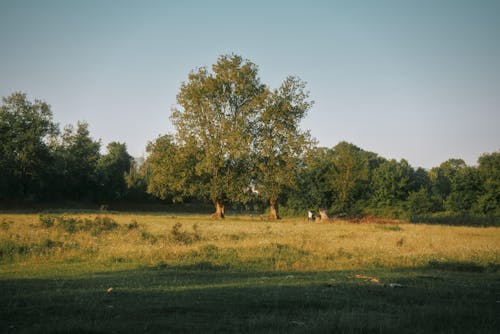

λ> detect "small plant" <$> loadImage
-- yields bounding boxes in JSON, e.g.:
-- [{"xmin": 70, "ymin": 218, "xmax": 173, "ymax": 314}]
[
  {"xmin": 127, "ymin": 220, "xmax": 140, "ymax": 230},
  {"xmin": 170, "ymin": 223, "xmax": 201, "ymax": 245},
  {"xmin": 83, "ymin": 216, "xmax": 119, "ymax": 236},
  {"xmin": 199, "ymin": 244, "xmax": 219, "ymax": 258},
  {"xmin": 141, "ymin": 230, "xmax": 158, "ymax": 244},
  {"xmin": 52, "ymin": 216, "xmax": 119, "ymax": 235},
  {"xmin": 0, "ymin": 239, "xmax": 29, "ymax": 262},
  {"xmin": 192, "ymin": 223, "xmax": 202, "ymax": 242},
  {"xmin": 39, "ymin": 215, "xmax": 56, "ymax": 228},
  {"xmin": 228, "ymin": 233, "xmax": 247, "ymax": 241},
  {"xmin": 57, "ymin": 217, "xmax": 78, "ymax": 233},
  {"xmin": 33, "ymin": 239, "xmax": 64, "ymax": 255}
]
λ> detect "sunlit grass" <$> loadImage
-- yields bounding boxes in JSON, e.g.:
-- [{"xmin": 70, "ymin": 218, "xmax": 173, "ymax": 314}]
[{"xmin": 1, "ymin": 213, "xmax": 498, "ymax": 275}]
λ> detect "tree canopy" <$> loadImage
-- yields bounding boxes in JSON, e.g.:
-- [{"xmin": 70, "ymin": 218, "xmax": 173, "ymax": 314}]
[{"xmin": 160, "ymin": 54, "xmax": 313, "ymax": 218}]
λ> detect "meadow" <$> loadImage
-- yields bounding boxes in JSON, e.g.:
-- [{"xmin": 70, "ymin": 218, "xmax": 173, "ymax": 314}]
[{"xmin": 0, "ymin": 212, "xmax": 499, "ymax": 333}]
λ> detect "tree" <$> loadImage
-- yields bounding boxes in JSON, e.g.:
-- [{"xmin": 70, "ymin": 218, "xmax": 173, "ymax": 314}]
[
  {"xmin": 124, "ymin": 158, "xmax": 149, "ymax": 201},
  {"xmin": 429, "ymin": 158, "xmax": 466, "ymax": 208},
  {"xmin": 407, "ymin": 188, "xmax": 434, "ymax": 216},
  {"xmin": 170, "ymin": 55, "xmax": 267, "ymax": 218},
  {"xmin": 428, "ymin": 158, "xmax": 482, "ymax": 214},
  {"xmin": 0, "ymin": 92, "xmax": 58, "ymax": 199},
  {"xmin": 284, "ymin": 147, "xmax": 335, "ymax": 214},
  {"xmin": 97, "ymin": 142, "xmax": 133, "ymax": 201},
  {"xmin": 474, "ymin": 151, "xmax": 500, "ymax": 215},
  {"xmin": 444, "ymin": 166, "xmax": 482, "ymax": 213},
  {"xmin": 54, "ymin": 122, "xmax": 101, "ymax": 200},
  {"xmin": 371, "ymin": 159, "xmax": 416, "ymax": 208},
  {"xmin": 328, "ymin": 142, "xmax": 369, "ymax": 214},
  {"xmin": 255, "ymin": 76, "xmax": 313, "ymax": 219},
  {"xmin": 144, "ymin": 134, "xmax": 202, "ymax": 203}
]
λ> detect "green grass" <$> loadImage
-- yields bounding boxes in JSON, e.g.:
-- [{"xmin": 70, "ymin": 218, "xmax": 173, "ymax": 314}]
[{"xmin": 0, "ymin": 213, "xmax": 499, "ymax": 333}]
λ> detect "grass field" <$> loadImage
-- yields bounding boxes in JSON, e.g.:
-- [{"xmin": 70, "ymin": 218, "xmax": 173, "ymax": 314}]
[{"xmin": 1, "ymin": 213, "xmax": 499, "ymax": 333}]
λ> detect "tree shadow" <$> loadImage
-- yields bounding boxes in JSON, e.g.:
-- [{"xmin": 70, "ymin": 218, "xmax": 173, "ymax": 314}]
[
  {"xmin": 0, "ymin": 264, "xmax": 498, "ymax": 333},
  {"xmin": 410, "ymin": 214, "xmax": 499, "ymax": 227}
]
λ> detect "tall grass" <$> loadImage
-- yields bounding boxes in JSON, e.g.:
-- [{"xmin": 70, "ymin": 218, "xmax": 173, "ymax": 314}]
[{"xmin": 0, "ymin": 213, "xmax": 498, "ymax": 273}]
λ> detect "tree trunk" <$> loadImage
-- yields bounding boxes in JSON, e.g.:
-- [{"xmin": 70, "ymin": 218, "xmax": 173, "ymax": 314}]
[
  {"xmin": 212, "ymin": 201, "xmax": 225, "ymax": 219},
  {"xmin": 269, "ymin": 198, "xmax": 280, "ymax": 220}
]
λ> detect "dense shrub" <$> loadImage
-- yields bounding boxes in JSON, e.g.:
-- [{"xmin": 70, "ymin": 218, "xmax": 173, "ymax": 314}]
[
  {"xmin": 39, "ymin": 215, "xmax": 56, "ymax": 228},
  {"xmin": 170, "ymin": 223, "xmax": 202, "ymax": 245},
  {"xmin": 0, "ymin": 238, "xmax": 65, "ymax": 261},
  {"xmin": 39, "ymin": 215, "xmax": 120, "ymax": 235},
  {"xmin": 81, "ymin": 216, "xmax": 119, "ymax": 235},
  {"xmin": 0, "ymin": 239, "xmax": 29, "ymax": 261},
  {"xmin": 32, "ymin": 239, "xmax": 64, "ymax": 255},
  {"xmin": 57, "ymin": 217, "xmax": 79, "ymax": 233}
]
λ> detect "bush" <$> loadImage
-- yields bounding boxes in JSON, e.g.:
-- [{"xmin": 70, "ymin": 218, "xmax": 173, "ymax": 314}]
[
  {"xmin": 57, "ymin": 217, "xmax": 78, "ymax": 233},
  {"xmin": 32, "ymin": 239, "xmax": 64, "ymax": 255},
  {"xmin": 0, "ymin": 239, "xmax": 29, "ymax": 261},
  {"xmin": 39, "ymin": 215, "xmax": 56, "ymax": 228},
  {"xmin": 81, "ymin": 216, "xmax": 119, "ymax": 236},
  {"xmin": 140, "ymin": 230, "xmax": 158, "ymax": 244},
  {"xmin": 0, "ymin": 238, "xmax": 66, "ymax": 262},
  {"xmin": 127, "ymin": 220, "xmax": 140, "ymax": 230},
  {"xmin": 407, "ymin": 188, "xmax": 435, "ymax": 216},
  {"xmin": 41, "ymin": 215, "xmax": 120, "ymax": 235},
  {"xmin": 170, "ymin": 223, "xmax": 202, "ymax": 245}
]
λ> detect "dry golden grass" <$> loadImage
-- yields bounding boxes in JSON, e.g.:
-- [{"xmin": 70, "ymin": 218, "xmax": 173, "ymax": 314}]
[{"xmin": 1, "ymin": 213, "xmax": 499, "ymax": 272}]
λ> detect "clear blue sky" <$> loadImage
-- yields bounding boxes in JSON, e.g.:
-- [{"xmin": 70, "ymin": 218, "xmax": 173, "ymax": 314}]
[{"xmin": 1, "ymin": 0, "xmax": 499, "ymax": 168}]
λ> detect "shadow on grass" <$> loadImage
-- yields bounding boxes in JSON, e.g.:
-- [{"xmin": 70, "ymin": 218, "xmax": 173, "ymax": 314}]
[
  {"xmin": 410, "ymin": 214, "xmax": 499, "ymax": 227},
  {"xmin": 1, "ymin": 264, "xmax": 499, "ymax": 333}
]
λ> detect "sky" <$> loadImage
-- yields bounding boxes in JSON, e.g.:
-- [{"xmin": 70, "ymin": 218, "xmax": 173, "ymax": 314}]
[{"xmin": 1, "ymin": 0, "xmax": 499, "ymax": 168}]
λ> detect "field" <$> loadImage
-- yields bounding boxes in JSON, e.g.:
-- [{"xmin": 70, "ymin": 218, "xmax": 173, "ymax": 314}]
[{"xmin": 1, "ymin": 213, "xmax": 499, "ymax": 333}]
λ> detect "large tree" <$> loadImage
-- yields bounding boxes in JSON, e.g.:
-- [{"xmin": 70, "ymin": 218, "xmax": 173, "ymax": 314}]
[
  {"xmin": 0, "ymin": 92, "xmax": 58, "ymax": 199},
  {"xmin": 444, "ymin": 165, "xmax": 482, "ymax": 213},
  {"xmin": 97, "ymin": 142, "xmax": 133, "ymax": 201},
  {"xmin": 475, "ymin": 151, "xmax": 500, "ymax": 215},
  {"xmin": 328, "ymin": 142, "xmax": 369, "ymax": 214},
  {"xmin": 284, "ymin": 147, "xmax": 335, "ymax": 214},
  {"xmin": 370, "ymin": 159, "xmax": 416, "ymax": 208},
  {"xmin": 255, "ymin": 76, "xmax": 313, "ymax": 219},
  {"xmin": 170, "ymin": 55, "xmax": 267, "ymax": 218},
  {"xmin": 429, "ymin": 158, "xmax": 467, "ymax": 210},
  {"xmin": 54, "ymin": 122, "xmax": 101, "ymax": 200}
]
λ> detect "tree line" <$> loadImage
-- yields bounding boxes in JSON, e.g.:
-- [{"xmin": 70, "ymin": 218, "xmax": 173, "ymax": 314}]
[
  {"xmin": 0, "ymin": 92, "xmax": 136, "ymax": 204},
  {"xmin": 1, "ymin": 54, "xmax": 498, "ymax": 221}
]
